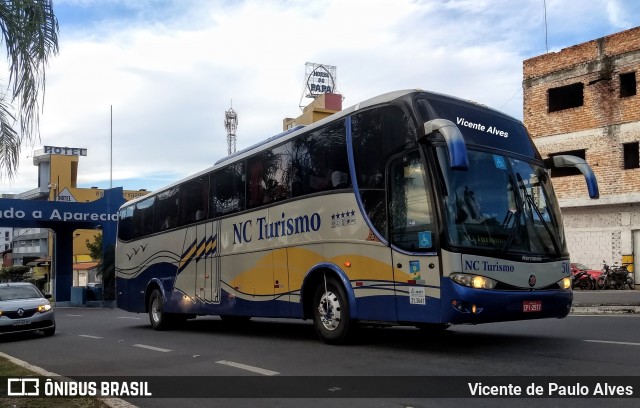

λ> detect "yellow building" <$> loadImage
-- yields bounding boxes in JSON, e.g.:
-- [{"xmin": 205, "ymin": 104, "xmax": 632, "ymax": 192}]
[
  {"xmin": 13, "ymin": 146, "xmax": 149, "ymax": 288},
  {"xmin": 283, "ymin": 93, "xmax": 343, "ymax": 131}
]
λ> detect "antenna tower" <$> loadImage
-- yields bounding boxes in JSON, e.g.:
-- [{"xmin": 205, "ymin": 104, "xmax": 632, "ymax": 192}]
[{"xmin": 224, "ymin": 101, "xmax": 238, "ymax": 155}]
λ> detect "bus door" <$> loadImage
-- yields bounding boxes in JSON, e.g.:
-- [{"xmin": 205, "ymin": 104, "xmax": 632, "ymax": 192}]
[
  {"xmin": 387, "ymin": 151, "xmax": 442, "ymax": 323},
  {"xmin": 179, "ymin": 222, "xmax": 220, "ymax": 306},
  {"xmin": 202, "ymin": 221, "xmax": 221, "ymax": 304}
]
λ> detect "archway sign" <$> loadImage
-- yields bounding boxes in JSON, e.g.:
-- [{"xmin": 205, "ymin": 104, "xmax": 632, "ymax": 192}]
[{"xmin": 0, "ymin": 188, "xmax": 125, "ymax": 302}]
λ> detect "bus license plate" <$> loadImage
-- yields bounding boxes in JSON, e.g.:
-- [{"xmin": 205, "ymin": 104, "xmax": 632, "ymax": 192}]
[
  {"xmin": 12, "ymin": 319, "xmax": 31, "ymax": 326},
  {"xmin": 523, "ymin": 300, "xmax": 542, "ymax": 312}
]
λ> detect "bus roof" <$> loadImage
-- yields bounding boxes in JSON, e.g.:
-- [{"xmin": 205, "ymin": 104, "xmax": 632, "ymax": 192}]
[{"xmin": 119, "ymin": 88, "xmax": 518, "ymax": 209}]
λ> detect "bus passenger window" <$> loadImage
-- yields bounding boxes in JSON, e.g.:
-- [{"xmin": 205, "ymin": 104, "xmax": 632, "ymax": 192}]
[
  {"xmin": 211, "ymin": 162, "xmax": 245, "ymax": 216},
  {"xmin": 331, "ymin": 171, "xmax": 348, "ymax": 188},
  {"xmin": 291, "ymin": 123, "xmax": 348, "ymax": 197}
]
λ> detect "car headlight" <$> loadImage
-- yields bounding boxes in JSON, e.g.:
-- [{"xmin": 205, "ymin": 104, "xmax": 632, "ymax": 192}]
[
  {"xmin": 38, "ymin": 304, "xmax": 52, "ymax": 313},
  {"xmin": 451, "ymin": 273, "xmax": 498, "ymax": 289}
]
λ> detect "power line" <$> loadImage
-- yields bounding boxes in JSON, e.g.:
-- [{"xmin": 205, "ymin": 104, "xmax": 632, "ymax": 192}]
[{"xmin": 543, "ymin": 0, "xmax": 549, "ymax": 53}]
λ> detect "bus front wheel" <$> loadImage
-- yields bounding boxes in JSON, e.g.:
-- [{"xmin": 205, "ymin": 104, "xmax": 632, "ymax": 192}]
[
  {"xmin": 148, "ymin": 289, "xmax": 171, "ymax": 330},
  {"xmin": 312, "ymin": 276, "xmax": 354, "ymax": 344}
]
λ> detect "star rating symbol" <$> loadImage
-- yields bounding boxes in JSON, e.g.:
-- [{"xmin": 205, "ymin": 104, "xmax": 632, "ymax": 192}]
[{"xmin": 331, "ymin": 209, "xmax": 357, "ymax": 227}]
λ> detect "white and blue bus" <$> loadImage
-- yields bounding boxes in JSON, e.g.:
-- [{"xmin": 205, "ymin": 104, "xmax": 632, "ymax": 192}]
[{"xmin": 115, "ymin": 89, "xmax": 598, "ymax": 344}]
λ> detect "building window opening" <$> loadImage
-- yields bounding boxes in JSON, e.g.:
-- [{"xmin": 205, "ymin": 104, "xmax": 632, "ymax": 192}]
[
  {"xmin": 623, "ymin": 142, "xmax": 640, "ymax": 170},
  {"xmin": 548, "ymin": 83, "xmax": 584, "ymax": 112},
  {"xmin": 545, "ymin": 149, "xmax": 586, "ymax": 177},
  {"xmin": 620, "ymin": 72, "xmax": 636, "ymax": 98}
]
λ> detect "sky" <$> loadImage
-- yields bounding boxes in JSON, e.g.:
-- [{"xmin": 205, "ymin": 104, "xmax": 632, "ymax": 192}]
[{"xmin": 1, "ymin": 0, "xmax": 640, "ymax": 194}]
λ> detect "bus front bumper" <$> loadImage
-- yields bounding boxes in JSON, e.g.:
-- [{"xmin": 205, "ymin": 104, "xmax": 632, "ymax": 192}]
[{"xmin": 440, "ymin": 278, "xmax": 573, "ymax": 324}]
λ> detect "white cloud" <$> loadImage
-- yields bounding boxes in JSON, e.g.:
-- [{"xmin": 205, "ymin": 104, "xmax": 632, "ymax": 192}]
[{"xmin": 1, "ymin": 0, "xmax": 639, "ymax": 194}]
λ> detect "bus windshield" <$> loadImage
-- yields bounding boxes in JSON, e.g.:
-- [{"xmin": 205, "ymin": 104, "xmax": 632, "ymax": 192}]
[{"xmin": 436, "ymin": 147, "xmax": 566, "ymax": 257}]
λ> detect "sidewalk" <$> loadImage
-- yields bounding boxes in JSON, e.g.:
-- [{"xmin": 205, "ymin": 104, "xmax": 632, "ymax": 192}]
[{"xmin": 571, "ymin": 289, "xmax": 640, "ymax": 314}]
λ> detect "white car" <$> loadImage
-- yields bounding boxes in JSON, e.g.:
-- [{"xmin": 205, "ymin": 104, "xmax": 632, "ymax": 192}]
[{"xmin": 0, "ymin": 282, "xmax": 56, "ymax": 336}]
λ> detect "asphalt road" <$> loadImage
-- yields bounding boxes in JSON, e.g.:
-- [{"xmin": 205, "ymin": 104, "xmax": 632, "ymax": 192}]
[{"xmin": 1, "ymin": 307, "xmax": 639, "ymax": 408}]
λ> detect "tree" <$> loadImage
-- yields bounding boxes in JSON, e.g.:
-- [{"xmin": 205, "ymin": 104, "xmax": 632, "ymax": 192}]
[
  {"xmin": 0, "ymin": 265, "xmax": 30, "ymax": 282},
  {"xmin": 86, "ymin": 232, "xmax": 103, "ymax": 261},
  {"xmin": 0, "ymin": 0, "xmax": 59, "ymax": 179},
  {"xmin": 86, "ymin": 233, "xmax": 115, "ymax": 300}
]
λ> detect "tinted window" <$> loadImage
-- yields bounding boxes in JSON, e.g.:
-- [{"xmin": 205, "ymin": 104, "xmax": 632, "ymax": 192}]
[
  {"xmin": 389, "ymin": 151, "xmax": 435, "ymax": 252},
  {"xmin": 118, "ymin": 206, "xmax": 133, "ymax": 241},
  {"xmin": 247, "ymin": 144, "xmax": 292, "ymax": 208},
  {"xmin": 415, "ymin": 95, "xmax": 539, "ymax": 159},
  {"xmin": 212, "ymin": 162, "xmax": 246, "ymax": 217},
  {"xmin": 132, "ymin": 197, "xmax": 155, "ymax": 238},
  {"xmin": 291, "ymin": 123, "xmax": 349, "ymax": 197},
  {"xmin": 155, "ymin": 187, "xmax": 179, "ymax": 231},
  {"xmin": 179, "ymin": 175, "xmax": 209, "ymax": 226},
  {"xmin": 352, "ymin": 105, "xmax": 416, "ymax": 239}
]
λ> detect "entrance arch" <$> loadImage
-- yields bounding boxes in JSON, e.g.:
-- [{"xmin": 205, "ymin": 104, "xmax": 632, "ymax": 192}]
[{"xmin": 0, "ymin": 188, "xmax": 125, "ymax": 302}]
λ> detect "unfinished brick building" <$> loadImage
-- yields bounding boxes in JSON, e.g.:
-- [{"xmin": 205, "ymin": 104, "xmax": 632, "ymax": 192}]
[{"xmin": 523, "ymin": 26, "xmax": 640, "ymax": 282}]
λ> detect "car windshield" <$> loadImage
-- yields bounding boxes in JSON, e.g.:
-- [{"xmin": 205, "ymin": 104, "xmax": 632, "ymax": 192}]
[
  {"xmin": 0, "ymin": 285, "xmax": 43, "ymax": 301},
  {"xmin": 573, "ymin": 263, "xmax": 590, "ymax": 270},
  {"xmin": 437, "ymin": 147, "xmax": 567, "ymax": 257}
]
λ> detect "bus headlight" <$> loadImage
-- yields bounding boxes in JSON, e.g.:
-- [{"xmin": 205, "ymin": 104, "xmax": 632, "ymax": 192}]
[
  {"xmin": 560, "ymin": 277, "xmax": 572, "ymax": 290},
  {"xmin": 451, "ymin": 273, "xmax": 497, "ymax": 289}
]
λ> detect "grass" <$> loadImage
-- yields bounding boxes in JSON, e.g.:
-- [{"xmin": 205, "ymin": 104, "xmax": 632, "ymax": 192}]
[{"xmin": 0, "ymin": 356, "xmax": 112, "ymax": 408}]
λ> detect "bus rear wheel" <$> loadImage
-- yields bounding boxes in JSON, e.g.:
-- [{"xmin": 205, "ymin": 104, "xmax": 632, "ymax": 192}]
[
  {"xmin": 148, "ymin": 289, "xmax": 171, "ymax": 330},
  {"xmin": 312, "ymin": 276, "xmax": 353, "ymax": 344}
]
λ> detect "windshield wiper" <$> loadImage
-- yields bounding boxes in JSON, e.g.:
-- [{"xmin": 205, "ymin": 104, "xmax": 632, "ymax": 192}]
[
  {"xmin": 516, "ymin": 174, "xmax": 561, "ymax": 256},
  {"xmin": 500, "ymin": 174, "xmax": 521, "ymax": 253}
]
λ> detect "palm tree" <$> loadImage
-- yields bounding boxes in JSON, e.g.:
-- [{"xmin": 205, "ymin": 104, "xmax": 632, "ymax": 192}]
[{"xmin": 0, "ymin": 0, "xmax": 58, "ymax": 179}]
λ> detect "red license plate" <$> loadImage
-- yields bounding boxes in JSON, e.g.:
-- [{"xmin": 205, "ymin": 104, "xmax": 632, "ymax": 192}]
[{"xmin": 523, "ymin": 300, "xmax": 542, "ymax": 312}]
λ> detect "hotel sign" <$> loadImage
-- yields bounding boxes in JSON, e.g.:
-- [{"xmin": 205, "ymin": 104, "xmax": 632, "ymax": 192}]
[
  {"xmin": 305, "ymin": 62, "xmax": 336, "ymax": 98},
  {"xmin": 44, "ymin": 146, "xmax": 87, "ymax": 156}
]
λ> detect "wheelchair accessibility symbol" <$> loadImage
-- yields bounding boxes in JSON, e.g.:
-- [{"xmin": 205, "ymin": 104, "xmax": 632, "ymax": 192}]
[{"xmin": 418, "ymin": 231, "xmax": 432, "ymax": 248}]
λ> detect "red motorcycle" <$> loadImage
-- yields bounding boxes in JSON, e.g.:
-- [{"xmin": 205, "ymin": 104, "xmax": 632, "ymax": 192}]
[{"xmin": 570, "ymin": 263, "xmax": 598, "ymax": 290}]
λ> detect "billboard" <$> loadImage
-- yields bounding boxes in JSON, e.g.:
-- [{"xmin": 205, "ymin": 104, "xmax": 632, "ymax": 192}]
[{"xmin": 305, "ymin": 62, "xmax": 337, "ymax": 98}]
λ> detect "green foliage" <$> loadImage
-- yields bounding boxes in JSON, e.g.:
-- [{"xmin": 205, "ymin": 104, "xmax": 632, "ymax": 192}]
[
  {"xmin": 85, "ymin": 233, "xmax": 103, "ymax": 261},
  {"xmin": 0, "ymin": 265, "xmax": 30, "ymax": 281},
  {"xmin": 85, "ymin": 234, "xmax": 115, "ymax": 300},
  {"xmin": 0, "ymin": 0, "xmax": 59, "ymax": 179}
]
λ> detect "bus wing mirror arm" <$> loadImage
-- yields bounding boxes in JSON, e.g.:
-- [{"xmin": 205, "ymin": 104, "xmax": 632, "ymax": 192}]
[
  {"xmin": 552, "ymin": 155, "xmax": 599, "ymax": 199},
  {"xmin": 422, "ymin": 119, "xmax": 469, "ymax": 170}
]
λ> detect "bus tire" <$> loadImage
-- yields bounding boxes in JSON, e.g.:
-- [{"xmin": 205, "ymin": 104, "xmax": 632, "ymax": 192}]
[
  {"xmin": 148, "ymin": 289, "xmax": 171, "ymax": 330},
  {"xmin": 312, "ymin": 276, "xmax": 354, "ymax": 344}
]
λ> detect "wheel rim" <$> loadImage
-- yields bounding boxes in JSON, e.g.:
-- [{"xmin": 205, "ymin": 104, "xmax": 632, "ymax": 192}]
[
  {"xmin": 318, "ymin": 290, "xmax": 341, "ymax": 331},
  {"xmin": 151, "ymin": 295, "xmax": 161, "ymax": 323}
]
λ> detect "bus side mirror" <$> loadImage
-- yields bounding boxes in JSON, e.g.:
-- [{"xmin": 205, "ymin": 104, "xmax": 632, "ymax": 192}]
[
  {"xmin": 421, "ymin": 119, "xmax": 469, "ymax": 170},
  {"xmin": 552, "ymin": 155, "xmax": 599, "ymax": 199}
]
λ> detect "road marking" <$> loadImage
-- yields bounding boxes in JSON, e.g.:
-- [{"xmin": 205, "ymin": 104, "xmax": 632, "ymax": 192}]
[
  {"xmin": 78, "ymin": 335, "xmax": 103, "ymax": 339},
  {"xmin": 217, "ymin": 360, "xmax": 279, "ymax": 376},
  {"xmin": 584, "ymin": 340, "xmax": 640, "ymax": 346},
  {"xmin": 0, "ymin": 352, "xmax": 137, "ymax": 408},
  {"xmin": 133, "ymin": 344, "xmax": 172, "ymax": 353},
  {"xmin": 66, "ymin": 314, "xmax": 83, "ymax": 317},
  {"xmin": 117, "ymin": 316, "xmax": 142, "ymax": 320}
]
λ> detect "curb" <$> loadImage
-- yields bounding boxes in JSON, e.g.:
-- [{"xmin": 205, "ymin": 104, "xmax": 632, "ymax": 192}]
[
  {"xmin": 571, "ymin": 305, "xmax": 640, "ymax": 314},
  {"xmin": 0, "ymin": 352, "xmax": 137, "ymax": 408}
]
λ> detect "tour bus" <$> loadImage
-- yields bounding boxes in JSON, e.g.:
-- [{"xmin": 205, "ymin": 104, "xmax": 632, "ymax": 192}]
[{"xmin": 115, "ymin": 89, "xmax": 599, "ymax": 344}]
